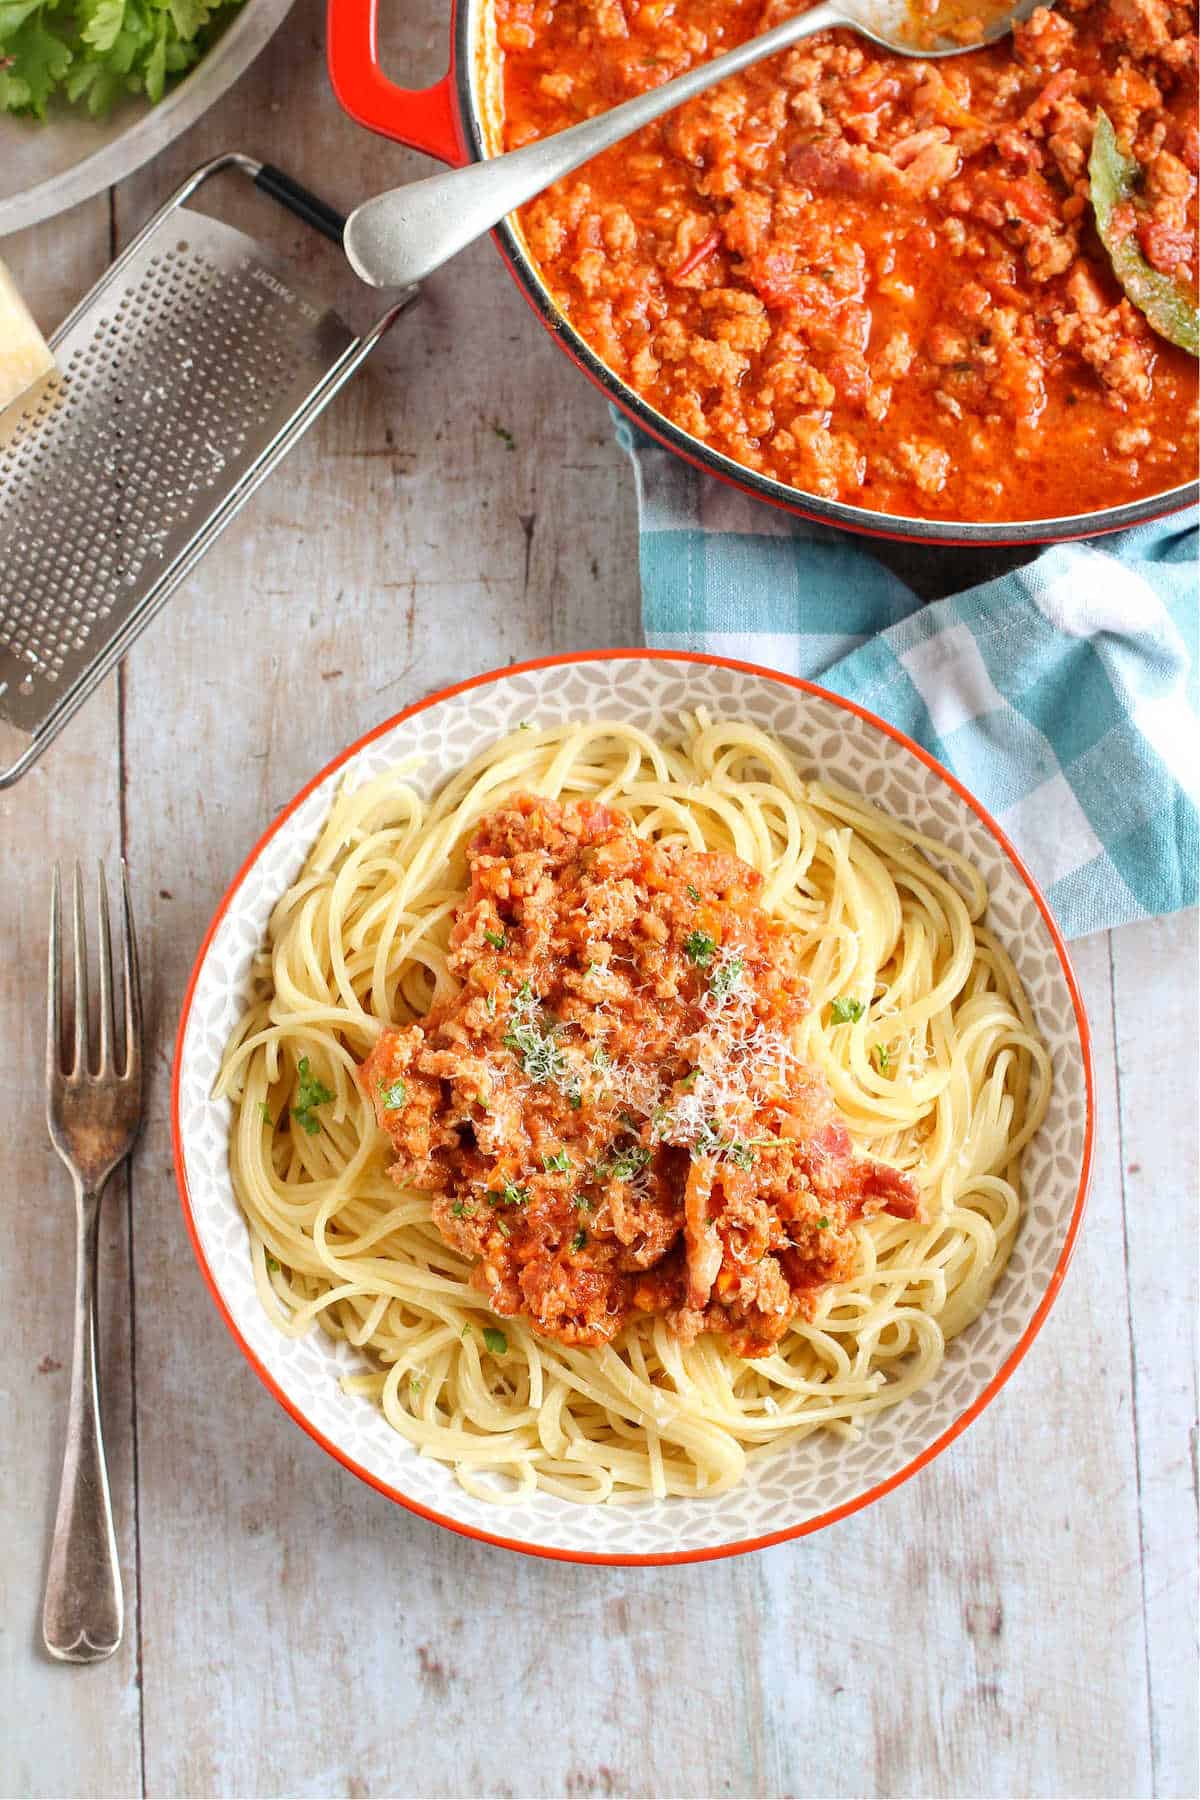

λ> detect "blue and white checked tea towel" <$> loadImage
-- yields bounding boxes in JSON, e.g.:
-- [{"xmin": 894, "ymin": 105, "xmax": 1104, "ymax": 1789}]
[{"xmin": 616, "ymin": 417, "xmax": 1198, "ymax": 940}]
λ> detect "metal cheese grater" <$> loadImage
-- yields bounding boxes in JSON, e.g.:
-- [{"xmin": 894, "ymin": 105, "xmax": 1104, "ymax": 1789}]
[{"xmin": 0, "ymin": 153, "xmax": 414, "ymax": 788}]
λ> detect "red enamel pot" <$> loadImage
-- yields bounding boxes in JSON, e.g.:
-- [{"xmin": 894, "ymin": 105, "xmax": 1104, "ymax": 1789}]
[{"xmin": 327, "ymin": 0, "xmax": 1198, "ymax": 547}]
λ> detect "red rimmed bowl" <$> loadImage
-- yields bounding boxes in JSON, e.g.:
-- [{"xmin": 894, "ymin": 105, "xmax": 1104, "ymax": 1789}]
[
  {"xmin": 326, "ymin": 0, "xmax": 1198, "ymax": 548},
  {"xmin": 172, "ymin": 651, "xmax": 1094, "ymax": 1564}
]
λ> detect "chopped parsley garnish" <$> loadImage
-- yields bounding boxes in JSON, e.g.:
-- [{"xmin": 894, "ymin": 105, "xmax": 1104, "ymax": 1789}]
[
  {"xmin": 461, "ymin": 1323, "xmax": 471, "ymax": 1339},
  {"xmin": 494, "ymin": 1181, "xmax": 529, "ymax": 1208},
  {"xmin": 575, "ymin": 1195, "xmax": 594, "ymax": 1213},
  {"xmin": 611, "ymin": 1145, "xmax": 651, "ymax": 1181},
  {"xmin": 265, "ymin": 1253, "xmax": 280, "ymax": 1274},
  {"xmin": 567, "ymin": 1088, "xmax": 583, "ymax": 1109},
  {"xmin": 829, "ymin": 997, "xmax": 866, "ymax": 1024},
  {"xmin": 571, "ymin": 1229, "xmax": 588, "ymax": 1252},
  {"xmin": 378, "ymin": 1078, "xmax": 408, "ymax": 1110},
  {"xmin": 591, "ymin": 1045, "xmax": 610, "ymax": 1070},
  {"xmin": 542, "ymin": 1148, "xmax": 572, "ymax": 1173},
  {"xmin": 873, "ymin": 1044, "xmax": 891, "ymax": 1073},
  {"xmin": 727, "ymin": 1141, "xmax": 758, "ymax": 1170},
  {"xmin": 817, "ymin": 1217, "xmax": 830, "ymax": 1231},
  {"xmin": 682, "ymin": 929, "xmax": 717, "ymax": 966},
  {"xmin": 293, "ymin": 1057, "xmax": 333, "ymax": 1135},
  {"xmin": 709, "ymin": 956, "xmax": 744, "ymax": 999},
  {"xmin": 257, "ymin": 1101, "xmax": 274, "ymax": 1126},
  {"xmin": 483, "ymin": 928, "xmax": 507, "ymax": 951},
  {"xmin": 482, "ymin": 1326, "xmax": 508, "ymax": 1354},
  {"xmin": 451, "ymin": 1199, "xmax": 477, "ymax": 1219},
  {"xmin": 686, "ymin": 883, "xmax": 701, "ymax": 904},
  {"xmin": 484, "ymin": 992, "xmax": 497, "ymax": 1019},
  {"xmin": 503, "ymin": 1018, "xmax": 566, "ymax": 1086},
  {"xmin": 678, "ymin": 1069, "xmax": 698, "ymax": 1091},
  {"xmin": 409, "ymin": 1372, "xmax": 425, "ymax": 1395}
]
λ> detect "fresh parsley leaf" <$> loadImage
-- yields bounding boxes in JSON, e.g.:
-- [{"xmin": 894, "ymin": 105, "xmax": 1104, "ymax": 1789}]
[
  {"xmin": 591, "ymin": 1044, "xmax": 610, "ymax": 1069},
  {"xmin": 497, "ymin": 1181, "xmax": 529, "ymax": 1208},
  {"xmin": 293, "ymin": 1056, "xmax": 333, "ymax": 1135},
  {"xmin": 1, "ymin": 10, "xmax": 69, "ymax": 115},
  {"xmin": 451, "ymin": 1199, "xmax": 477, "ymax": 1219},
  {"xmin": 873, "ymin": 1044, "xmax": 891, "ymax": 1073},
  {"xmin": 0, "ymin": 0, "xmax": 240, "ymax": 119},
  {"xmin": 542, "ymin": 1148, "xmax": 572, "ymax": 1173},
  {"xmin": 682, "ymin": 929, "xmax": 717, "ymax": 966},
  {"xmin": 257, "ymin": 1101, "xmax": 274, "ymax": 1127},
  {"xmin": 265, "ymin": 1253, "xmax": 280, "ymax": 1274},
  {"xmin": 830, "ymin": 997, "xmax": 865, "ymax": 1024},
  {"xmin": 482, "ymin": 1326, "xmax": 508, "ymax": 1354},
  {"xmin": 611, "ymin": 1145, "xmax": 651, "ymax": 1181},
  {"xmin": 686, "ymin": 883, "xmax": 701, "ymax": 903},
  {"xmin": 727, "ymin": 1141, "xmax": 757, "ymax": 1170},
  {"xmin": 817, "ymin": 1217, "xmax": 830, "ymax": 1231},
  {"xmin": 567, "ymin": 1088, "xmax": 583, "ymax": 1109},
  {"xmin": 571, "ymin": 1228, "xmax": 588, "ymax": 1252},
  {"xmin": 484, "ymin": 991, "xmax": 497, "ymax": 1019},
  {"xmin": 483, "ymin": 928, "xmax": 507, "ymax": 951},
  {"xmin": 378, "ymin": 1078, "xmax": 407, "ymax": 1110}
]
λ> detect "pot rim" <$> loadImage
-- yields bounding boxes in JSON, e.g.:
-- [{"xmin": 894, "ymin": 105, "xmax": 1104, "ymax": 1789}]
[{"xmin": 454, "ymin": 1, "xmax": 1198, "ymax": 547}]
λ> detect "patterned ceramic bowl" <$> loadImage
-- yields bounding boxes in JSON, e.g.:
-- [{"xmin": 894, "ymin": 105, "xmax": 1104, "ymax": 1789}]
[{"xmin": 172, "ymin": 651, "xmax": 1094, "ymax": 1563}]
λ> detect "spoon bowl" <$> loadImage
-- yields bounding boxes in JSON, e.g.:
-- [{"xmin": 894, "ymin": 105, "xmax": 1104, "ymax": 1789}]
[{"xmin": 851, "ymin": 0, "xmax": 1043, "ymax": 55}]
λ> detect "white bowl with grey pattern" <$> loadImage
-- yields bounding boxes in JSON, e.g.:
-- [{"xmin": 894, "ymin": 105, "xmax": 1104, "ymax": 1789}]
[{"xmin": 172, "ymin": 651, "xmax": 1094, "ymax": 1564}]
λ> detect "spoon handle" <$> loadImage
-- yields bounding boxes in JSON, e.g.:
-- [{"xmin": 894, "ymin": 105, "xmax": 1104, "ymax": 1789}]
[{"xmin": 344, "ymin": 1, "xmax": 848, "ymax": 289}]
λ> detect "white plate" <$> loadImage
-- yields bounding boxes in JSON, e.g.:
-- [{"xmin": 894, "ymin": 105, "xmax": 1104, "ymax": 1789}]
[
  {"xmin": 172, "ymin": 651, "xmax": 1094, "ymax": 1564},
  {"xmin": 0, "ymin": 0, "xmax": 295, "ymax": 239}
]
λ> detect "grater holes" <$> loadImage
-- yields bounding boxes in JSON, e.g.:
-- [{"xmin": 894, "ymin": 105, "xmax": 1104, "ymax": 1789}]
[{"xmin": 1, "ymin": 222, "xmax": 347, "ymax": 707}]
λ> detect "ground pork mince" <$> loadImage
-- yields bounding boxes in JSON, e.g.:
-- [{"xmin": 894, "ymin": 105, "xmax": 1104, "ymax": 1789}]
[
  {"xmin": 360, "ymin": 795, "xmax": 919, "ymax": 1358},
  {"xmin": 495, "ymin": 0, "xmax": 1198, "ymax": 521}
]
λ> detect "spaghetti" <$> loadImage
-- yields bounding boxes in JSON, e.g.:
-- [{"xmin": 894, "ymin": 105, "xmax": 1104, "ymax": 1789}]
[{"xmin": 215, "ymin": 715, "xmax": 1051, "ymax": 1505}]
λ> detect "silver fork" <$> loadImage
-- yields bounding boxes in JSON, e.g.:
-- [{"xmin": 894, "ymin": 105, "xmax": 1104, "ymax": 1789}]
[{"xmin": 43, "ymin": 863, "xmax": 142, "ymax": 1665}]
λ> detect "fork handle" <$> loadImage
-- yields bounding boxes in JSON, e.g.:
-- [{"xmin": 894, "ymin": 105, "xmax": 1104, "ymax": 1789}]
[{"xmin": 42, "ymin": 1182, "xmax": 123, "ymax": 1663}]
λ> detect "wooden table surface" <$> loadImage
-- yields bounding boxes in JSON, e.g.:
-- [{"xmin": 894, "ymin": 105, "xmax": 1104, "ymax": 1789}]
[{"xmin": 2, "ymin": 6, "xmax": 1196, "ymax": 1796}]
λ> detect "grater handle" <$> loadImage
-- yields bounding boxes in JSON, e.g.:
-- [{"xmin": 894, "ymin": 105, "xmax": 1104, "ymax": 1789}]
[{"xmin": 254, "ymin": 164, "xmax": 347, "ymax": 246}]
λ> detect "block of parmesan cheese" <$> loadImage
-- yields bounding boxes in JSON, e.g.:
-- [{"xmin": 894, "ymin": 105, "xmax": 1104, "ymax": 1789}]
[{"xmin": 0, "ymin": 257, "xmax": 54, "ymax": 412}]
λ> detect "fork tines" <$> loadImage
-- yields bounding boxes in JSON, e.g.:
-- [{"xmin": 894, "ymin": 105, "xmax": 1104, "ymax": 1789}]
[{"xmin": 47, "ymin": 862, "xmax": 142, "ymax": 1085}]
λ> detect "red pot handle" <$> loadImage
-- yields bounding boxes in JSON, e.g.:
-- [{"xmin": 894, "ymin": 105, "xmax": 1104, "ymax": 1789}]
[{"xmin": 327, "ymin": 0, "xmax": 466, "ymax": 167}]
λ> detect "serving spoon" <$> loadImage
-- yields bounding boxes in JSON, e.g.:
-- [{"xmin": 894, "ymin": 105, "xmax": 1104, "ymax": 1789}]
[{"xmin": 344, "ymin": 0, "xmax": 1041, "ymax": 291}]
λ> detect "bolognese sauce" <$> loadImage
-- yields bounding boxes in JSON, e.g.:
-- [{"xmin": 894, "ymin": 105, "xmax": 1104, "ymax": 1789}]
[
  {"xmin": 494, "ymin": 0, "xmax": 1198, "ymax": 520},
  {"xmin": 360, "ymin": 796, "xmax": 918, "ymax": 1357}
]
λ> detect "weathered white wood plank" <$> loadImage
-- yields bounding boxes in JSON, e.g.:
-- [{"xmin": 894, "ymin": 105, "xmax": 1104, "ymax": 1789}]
[
  {"xmin": 0, "ymin": 206, "xmax": 144, "ymax": 1800},
  {"xmin": 1110, "ymin": 910, "xmax": 1199, "ymax": 1800},
  {"xmin": 750, "ymin": 929, "xmax": 1154, "ymax": 1800}
]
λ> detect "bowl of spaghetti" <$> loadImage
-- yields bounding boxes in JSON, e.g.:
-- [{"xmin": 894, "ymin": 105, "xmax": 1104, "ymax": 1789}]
[{"xmin": 173, "ymin": 651, "xmax": 1093, "ymax": 1563}]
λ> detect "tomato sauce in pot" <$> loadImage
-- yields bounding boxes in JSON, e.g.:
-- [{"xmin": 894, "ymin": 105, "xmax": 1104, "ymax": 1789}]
[{"xmin": 494, "ymin": 0, "xmax": 1198, "ymax": 522}]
